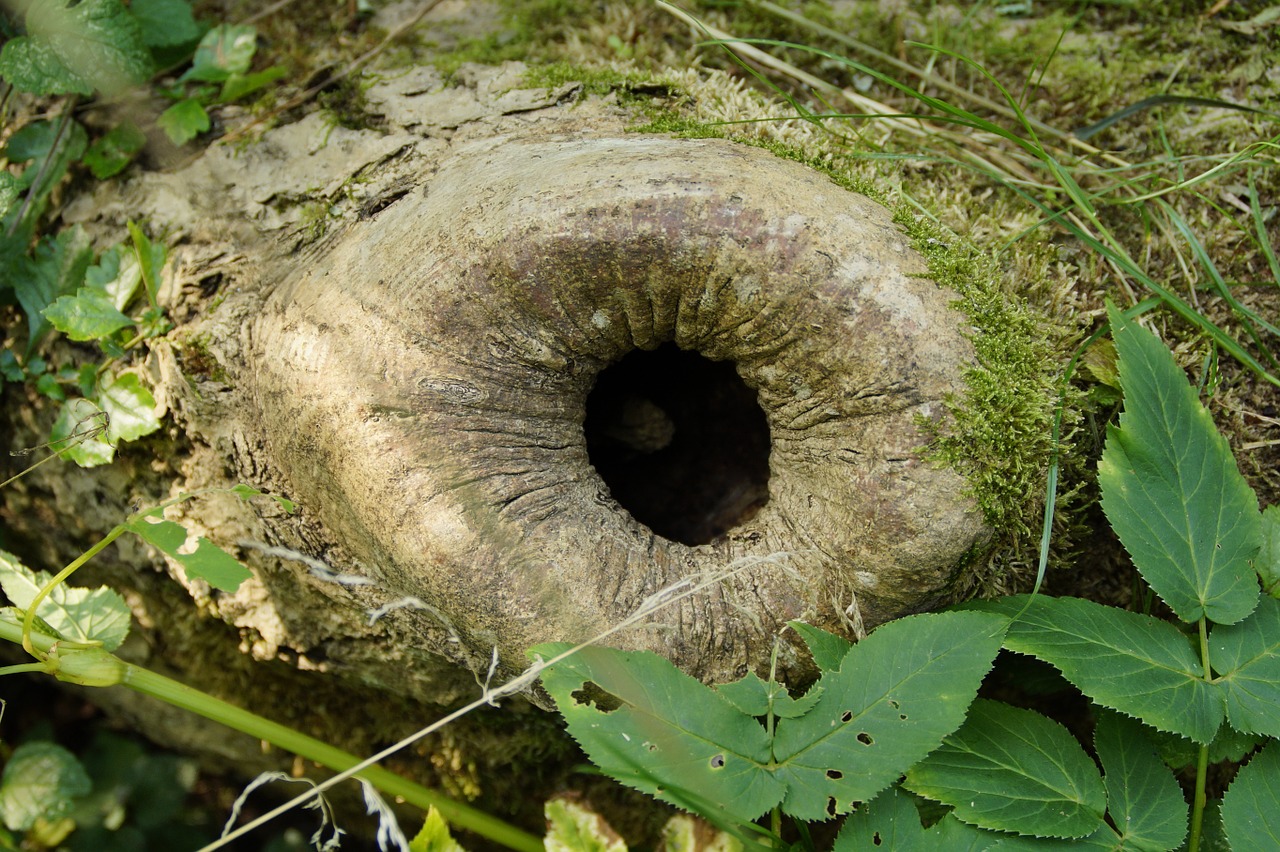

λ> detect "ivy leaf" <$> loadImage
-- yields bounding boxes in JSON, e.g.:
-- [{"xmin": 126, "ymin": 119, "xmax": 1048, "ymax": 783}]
[
  {"xmin": 85, "ymin": 244, "xmax": 144, "ymax": 311},
  {"xmin": 788, "ymin": 620, "xmax": 853, "ymax": 671},
  {"xmin": 533, "ymin": 643, "xmax": 785, "ymax": 823},
  {"xmin": 1221, "ymin": 739, "xmax": 1280, "ymax": 849},
  {"xmin": 183, "ymin": 24, "xmax": 257, "ymax": 83},
  {"xmin": 0, "ymin": 0, "xmax": 153, "ymax": 96},
  {"xmin": 966, "ymin": 595, "xmax": 1223, "ymax": 744},
  {"xmin": 771, "ymin": 611, "xmax": 1006, "ymax": 821},
  {"xmin": 1258, "ymin": 505, "xmax": 1280, "ymax": 598},
  {"xmin": 0, "ymin": 550, "xmax": 131, "ymax": 651},
  {"xmin": 1209, "ymin": 595, "xmax": 1280, "ymax": 738},
  {"xmin": 1094, "ymin": 712, "xmax": 1187, "ymax": 851},
  {"xmin": 14, "ymin": 224, "xmax": 94, "ymax": 351},
  {"xmin": 129, "ymin": 0, "xmax": 201, "ymax": 48},
  {"xmin": 157, "ymin": 97, "xmax": 210, "ymax": 146},
  {"xmin": 50, "ymin": 397, "xmax": 114, "ymax": 467},
  {"xmin": 0, "ymin": 742, "xmax": 92, "ymax": 832},
  {"xmin": 43, "ymin": 287, "xmax": 134, "ymax": 341},
  {"xmin": 100, "ymin": 372, "xmax": 161, "ymax": 443},
  {"xmin": 124, "ymin": 514, "xmax": 251, "ymax": 592},
  {"xmin": 1098, "ymin": 303, "xmax": 1260, "ymax": 625},
  {"xmin": 905, "ymin": 699, "xmax": 1106, "ymax": 839},
  {"xmin": 82, "ymin": 121, "xmax": 147, "ymax": 179},
  {"xmin": 832, "ymin": 785, "xmax": 991, "ymax": 851}
]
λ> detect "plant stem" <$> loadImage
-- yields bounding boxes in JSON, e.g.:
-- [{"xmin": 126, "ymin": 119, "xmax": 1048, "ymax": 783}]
[{"xmin": 1187, "ymin": 617, "xmax": 1213, "ymax": 852}]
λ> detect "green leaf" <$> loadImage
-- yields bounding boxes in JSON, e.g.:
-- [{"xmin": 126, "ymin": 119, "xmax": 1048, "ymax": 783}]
[
  {"xmin": 230, "ymin": 483, "xmax": 298, "ymax": 513},
  {"xmin": 967, "ymin": 595, "xmax": 1223, "ymax": 743},
  {"xmin": 0, "ymin": 0, "xmax": 152, "ymax": 96},
  {"xmin": 217, "ymin": 66, "xmax": 287, "ymax": 103},
  {"xmin": 1258, "ymin": 505, "xmax": 1280, "ymax": 598},
  {"xmin": 82, "ymin": 121, "xmax": 147, "ymax": 179},
  {"xmin": 0, "ymin": 172, "xmax": 19, "ymax": 219},
  {"xmin": 661, "ymin": 814, "xmax": 743, "ymax": 851},
  {"xmin": 904, "ymin": 699, "xmax": 1106, "ymax": 839},
  {"xmin": 15, "ymin": 225, "xmax": 94, "ymax": 350},
  {"xmin": 85, "ymin": 244, "xmax": 144, "ymax": 312},
  {"xmin": 1148, "ymin": 719, "xmax": 1263, "ymax": 772},
  {"xmin": 123, "ymin": 514, "xmax": 251, "ymax": 592},
  {"xmin": 1, "ymin": 119, "xmax": 87, "ymax": 241},
  {"xmin": 543, "ymin": 798, "xmax": 625, "ymax": 852},
  {"xmin": 183, "ymin": 24, "xmax": 257, "ymax": 82},
  {"xmin": 533, "ymin": 643, "xmax": 784, "ymax": 823},
  {"xmin": 409, "ymin": 805, "xmax": 467, "ymax": 852},
  {"xmin": 1209, "ymin": 595, "xmax": 1280, "ymax": 737},
  {"xmin": 832, "ymin": 786, "xmax": 991, "ymax": 851},
  {"xmin": 715, "ymin": 672, "xmax": 823, "ymax": 719},
  {"xmin": 50, "ymin": 397, "xmax": 114, "ymax": 466},
  {"xmin": 100, "ymin": 372, "xmax": 161, "ymax": 443},
  {"xmin": 1098, "ymin": 303, "xmax": 1261, "ymax": 625},
  {"xmin": 1221, "ymin": 740, "xmax": 1280, "ymax": 849},
  {"xmin": 127, "ymin": 221, "xmax": 166, "ymax": 307},
  {"xmin": 0, "ymin": 550, "xmax": 131, "ymax": 651},
  {"xmin": 788, "ymin": 620, "xmax": 853, "ymax": 671},
  {"xmin": 771, "ymin": 611, "xmax": 1006, "ymax": 821},
  {"xmin": 156, "ymin": 97, "xmax": 210, "ymax": 146},
  {"xmin": 0, "ymin": 742, "xmax": 92, "ymax": 832},
  {"xmin": 129, "ymin": 0, "xmax": 201, "ymax": 48},
  {"xmin": 43, "ymin": 287, "xmax": 134, "ymax": 341},
  {"xmin": 1093, "ymin": 713, "xmax": 1187, "ymax": 851}
]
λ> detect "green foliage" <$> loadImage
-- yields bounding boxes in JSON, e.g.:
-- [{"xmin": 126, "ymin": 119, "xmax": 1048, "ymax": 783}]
[
  {"xmin": 544, "ymin": 799, "xmax": 625, "ymax": 852},
  {"xmin": 0, "ymin": 0, "xmax": 151, "ymax": 96},
  {"xmin": 1221, "ymin": 740, "xmax": 1280, "ymax": 848},
  {"xmin": 412, "ymin": 806, "xmax": 467, "ymax": 852},
  {"xmin": 534, "ymin": 610, "xmax": 1004, "ymax": 825},
  {"xmin": 0, "ymin": 552, "xmax": 129, "ymax": 650},
  {"xmin": 0, "ymin": 742, "xmax": 91, "ymax": 833}
]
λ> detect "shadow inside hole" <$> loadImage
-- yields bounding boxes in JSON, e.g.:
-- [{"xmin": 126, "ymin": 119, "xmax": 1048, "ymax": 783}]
[{"xmin": 584, "ymin": 343, "xmax": 771, "ymax": 546}]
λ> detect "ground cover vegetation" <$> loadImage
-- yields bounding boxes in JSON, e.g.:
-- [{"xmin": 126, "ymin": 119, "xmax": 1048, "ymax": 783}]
[{"xmin": 0, "ymin": 0, "xmax": 1277, "ymax": 849}]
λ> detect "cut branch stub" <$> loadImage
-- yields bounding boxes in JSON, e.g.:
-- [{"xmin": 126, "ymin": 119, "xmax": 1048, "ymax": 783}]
[{"xmin": 251, "ymin": 134, "xmax": 990, "ymax": 684}]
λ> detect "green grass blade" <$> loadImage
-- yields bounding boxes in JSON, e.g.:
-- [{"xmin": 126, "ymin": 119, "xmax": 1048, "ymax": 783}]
[
  {"xmin": 965, "ymin": 595, "xmax": 1224, "ymax": 743},
  {"xmin": 1250, "ymin": 168, "xmax": 1280, "ymax": 285},
  {"xmin": 905, "ymin": 699, "xmax": 1106, "ymax": 839},
  {"xmin": 1099, "ymin": 304, "xmax": 1262, "ymax": 625}
]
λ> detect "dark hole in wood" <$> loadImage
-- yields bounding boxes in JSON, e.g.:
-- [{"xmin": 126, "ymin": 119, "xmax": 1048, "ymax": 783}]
[{"xmin": 584, "ymin": 343, "xmax": 771, "ymax": 545}]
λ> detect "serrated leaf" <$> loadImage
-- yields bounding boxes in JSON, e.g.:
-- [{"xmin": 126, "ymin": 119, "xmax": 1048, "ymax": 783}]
[
  {"xmin": 1, "ymin": 0, "xmax": 152, "ymax": 96},
  {"xmin": 50, "ymin": 397, "xmax": 114, "ymax": 466},
  {"xmin": 904, "ymin": 699, "xmax": 1106, "ymax": 839},
  {"xmin": 1209, "ymin": 595, "xmax": 1280, "ymax": 737},
  {"xmin": 544, "ymin": 798, "xmax": 625, "ymax": 852},
  {"xmin": 157, "ymin": 97, "xmax": 209, "ymax": 146},
  {"xmin": 15, "ymin": 225, "xmax": 94, "ymax": 350},
  {"xmin": 1221, "ymin": 739, "xmax": 1280, "ymax": 849},
  {"xmin": 1147, "ymin": 719, "xmax": 1263, "ymax": 771},
  {"xmin": 1093, "ymin": 713, "xmax": 1187, "ymax": 851},
  {"xmin": 124, "ymin": 515, "xmax": 251, "ymax": 592},
  {"xmin": 715, "ymin": 672, "xmax": 823, "ymax": 719},
  {"xmin": 129, "ymin": 0, "xmax": 201, "ymax": 48},
  {"xmin": 771, "ymin": 611, "xmax": 1007, "ymax": 821},
  {"xmin": 82, "ymin": 121, "xmax": 146, "ymax": 179},
  {"xmin": 833, "ymin": 785, "xmax": 991, "ymax": 851},
  {"xmin": 0, "ymin": 550, "xmax": 131, "ymax": 651},
  {"xmin": 788, "ymin": 620, "xmax": 852, "ymax": 672},
  {"xmin": 184, "ymin": 24, "xmax": 257, "ymax": 83},
  {"xmin": 0, "ymin": 742, "xmax": 92, "ymax": 832},
  {"xmin": 409, "ymin": 805, "xmax": 466, "ymax": 852},
  {"xmin": 85, "ymin": 245, "xmax": 143, "ymax": 312},
  {"xmin": 43, "ymin": 287, "xmax": 134, "ymax": 341},
  {"xmin": 1258, "ymin": 505, "xmax": 1280, "ymax": 598},
  {"xmin": 966, "ymin": 596, "xmax": 1223, "ymax": 743},
  {"xmin": 533, "ymin": 643, "xmax": 784, "ymax": 823},
  {"xmin": 1098, "ymin": 304, "xmax": 1260, "ymax": 626},
  {"xmin": 100, "ymin": 372, "xmax": 161, "ymax": 443}
]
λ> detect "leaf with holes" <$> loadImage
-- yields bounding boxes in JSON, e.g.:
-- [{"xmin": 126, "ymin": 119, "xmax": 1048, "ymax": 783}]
[
  {"xmin": 124, "ymin": 513, "xmax": 251, "ymax": 592},
  {"xmin": 904, "ymin": 699, "xmax": 1106, "ymax": 839},
  {"xmin": 964, "ymin": 595, "xmax": 1223, "ymax": 743},
  {"xmin": 532, "ymin": 643, "xmax": 784, "ymax": 823},
  {"xmin": 1094, "ymin": 712, "xmax": 1187, "ymax": 851},
  {"xmin": 1098, "ymin": 303, "xmax": 1260, "ymax": 626},
  {"xmin": 1209, "ymin": 595, "xmax": 1280, "ymax": 738},
  {"xmin": 832, "ymin": 785, "xmax": 991, "ymax": 851},
  {"xmin": 1222, "ymin": 739, "xmax": 1280, "ymax": 849},
  {"xmin": 771, "ymin": 611, "xmax": 1007, "ymax": 821}
]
